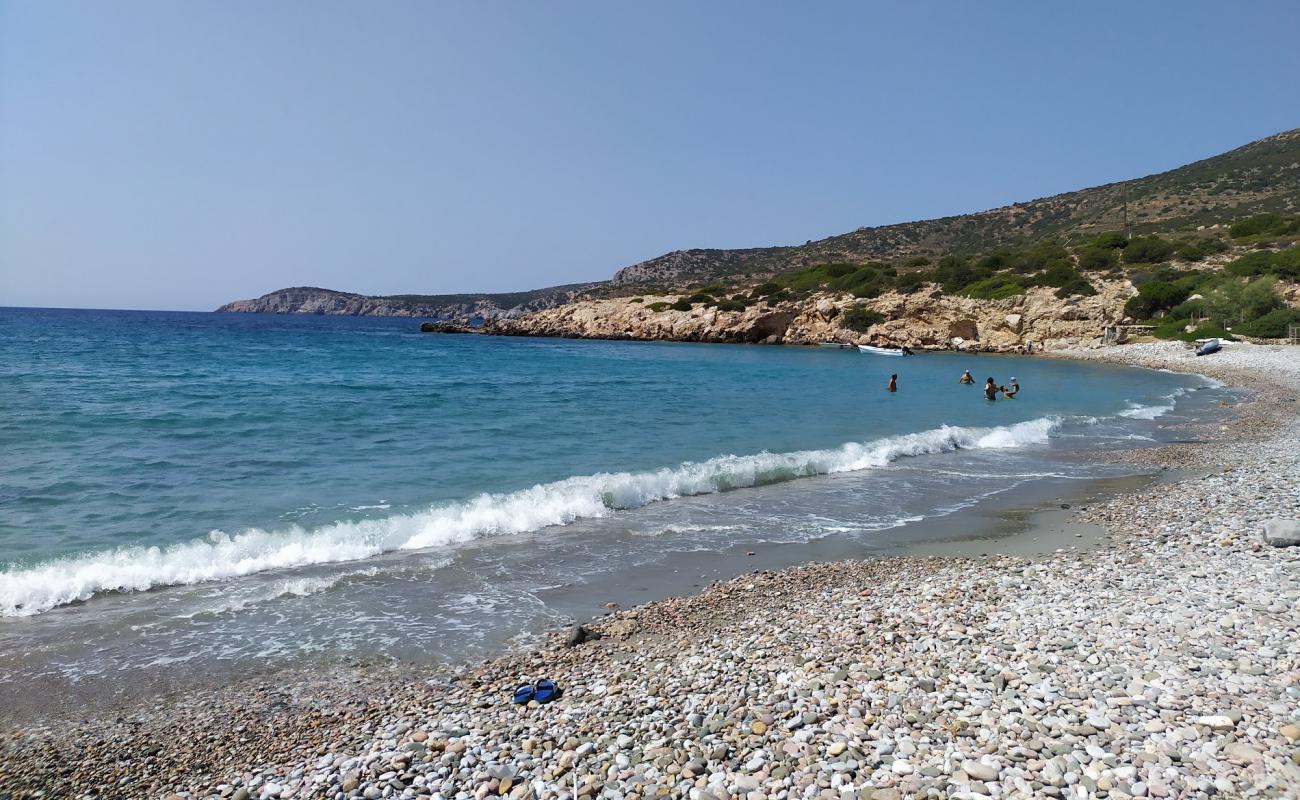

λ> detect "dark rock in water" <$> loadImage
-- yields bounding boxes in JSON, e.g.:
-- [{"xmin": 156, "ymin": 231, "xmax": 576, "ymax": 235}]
[
  {"xmin": 566, "ymin": 624, "xmax": 598, "ymax": 646},
  {"xmin": 420, "ymin": 321, "xmax": 471, "ymax": 333}
]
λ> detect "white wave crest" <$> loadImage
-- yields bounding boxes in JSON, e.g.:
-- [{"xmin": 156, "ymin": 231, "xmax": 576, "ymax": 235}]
[
  {"xmin": 0, "ymin": 416, "xmax": 1060, "ymax": 617},
  {"xmin": 1118, "ymin": 387, "xmax": 1188, "ymax": 419}
]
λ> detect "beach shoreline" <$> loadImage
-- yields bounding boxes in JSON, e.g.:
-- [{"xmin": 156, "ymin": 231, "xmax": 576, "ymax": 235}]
[{"xmin": 3, "ymin": 341, "xmax": 1298, "ymax": 798}]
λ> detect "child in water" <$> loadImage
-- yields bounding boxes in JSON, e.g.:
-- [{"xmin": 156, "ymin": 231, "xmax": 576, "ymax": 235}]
[
  {"xmin": 984, "ymin": 377, "xmax": 998, "ymax": 401},
  {"xmin": 887, "ymin": 374, "xmax": 898, "ymax": 392},
  {"xmin": 959, "ymin": 370, "xmax": 974, "ymax": 384}
]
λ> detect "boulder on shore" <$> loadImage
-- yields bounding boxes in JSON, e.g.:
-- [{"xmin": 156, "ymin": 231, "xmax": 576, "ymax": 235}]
[{"xmin": 1262, "ymin": 518, "xmax": 1300, "ymax": 547}]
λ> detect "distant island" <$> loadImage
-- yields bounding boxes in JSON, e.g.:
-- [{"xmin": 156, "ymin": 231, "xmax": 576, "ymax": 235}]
[{"xmin": 220, "ymin": 128, "xmax": 1300, "ymax": 351}]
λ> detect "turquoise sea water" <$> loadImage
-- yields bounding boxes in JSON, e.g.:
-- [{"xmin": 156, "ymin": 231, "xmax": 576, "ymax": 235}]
[{"xmin": 0, "ymin": 308, "xmax": 1223, "ymax": 688}]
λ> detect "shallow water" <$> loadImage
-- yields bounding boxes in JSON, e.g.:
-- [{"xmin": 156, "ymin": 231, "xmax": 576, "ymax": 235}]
[{"xmin": 0, "ymin": 308, "xmax": 1228, "ymax": 690}]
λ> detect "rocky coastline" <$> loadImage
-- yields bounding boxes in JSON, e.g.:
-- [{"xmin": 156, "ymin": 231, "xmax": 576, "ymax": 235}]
[
  {"xmin": 3, "ymin": 343, "xmax": 1299, "ymax": 799},
  {"xmin": 464, "ymin": 280, "xmax": 1137, "ymax": 353}
]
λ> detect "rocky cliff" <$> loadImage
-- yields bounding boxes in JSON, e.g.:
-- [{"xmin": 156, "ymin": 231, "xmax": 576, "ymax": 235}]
[{"xmin": 483, "ymin": 280, "xmax": 1139, "ymax": 351}]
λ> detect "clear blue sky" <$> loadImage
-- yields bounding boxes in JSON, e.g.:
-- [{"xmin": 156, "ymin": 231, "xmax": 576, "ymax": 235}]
[{"xmin": 2, "ymin": 1, "xmax": 1298, "ymax": 311}]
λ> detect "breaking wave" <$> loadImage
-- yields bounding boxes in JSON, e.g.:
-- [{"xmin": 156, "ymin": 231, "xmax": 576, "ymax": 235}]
[{"xmin": 0, "ymin": 417, "xmax": 1060, "ymax": 617}]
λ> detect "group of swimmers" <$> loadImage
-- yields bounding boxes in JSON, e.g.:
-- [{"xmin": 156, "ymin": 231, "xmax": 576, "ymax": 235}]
[
  {"xmin": 958, "ymin": 369, "xmax": 1018, "ymax": 400},
  {"xmin": 886, "ymin": 369, "xmax": 1020, "ymax": 400}
]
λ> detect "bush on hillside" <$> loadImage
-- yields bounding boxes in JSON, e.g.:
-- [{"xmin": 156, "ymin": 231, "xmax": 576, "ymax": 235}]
[
  {"xmin": 670, "ymin": 299, "xmax": 693, "ymax": 311},
  {"xmin": 685, "ymin": 292, "xmax": 715, "ymax": 304},
  {"xmin": 1076, "ymin": 245, "xmax": 1118, "ymax": 270},
  {"xmin": 1230, "ymin": 213, "xmax": 1300, "ymax": 238},
  {"xmin": 1237, "ymin": 308, "xmax": 1300, "ymax": 338},
  {"xmin": 1124, "ymin": 280, "xmax": 1193, "ymax": 319},
  {"xmin": 1175, "ymin": 237, "xmax": 1227, "ymax": 262},
  {"xmin": 646, "ymin": 301, "xmax": 672, "ymax": 312},
  {"xmin": 841, "ymin": 304, "xmax": 885, "ymax": 332},
  {"xmin": 715, "ymin": 298, "xmax": 747, "ymax": 312},
  {"xmin": 1204, "ymin": 276, "xmax": 1284, "ymax": 327},
  {"xmin": 1090, "ymin": 231, "xmax": 1129, "ymax": 249},
  {"xmin": 1054, "ymin": 277, "xmax": 1098, "ymax": 298},
  {"xmin": 1123, "ymin": 236, "xmax": 1176, "ymax": 264},
  {"xmin": 962, "ymin": 277, "xmax": 1025, "ymax": 300},
  {"xmin": 894, "ymin": 271, "xmax": 927, "ymax": 293},
  {"xmin": 1225, "ymin": 246, "xmax": 1300, "ymax": 279}
]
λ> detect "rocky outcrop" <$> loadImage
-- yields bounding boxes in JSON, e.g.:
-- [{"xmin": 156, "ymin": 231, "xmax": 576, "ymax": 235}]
[{"xmin": 484, "ymin": 280, "xmax": 1137, "ymax": 351}]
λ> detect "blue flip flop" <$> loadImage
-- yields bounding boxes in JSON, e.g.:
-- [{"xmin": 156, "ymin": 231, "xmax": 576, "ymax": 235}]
[
  {"xmin": 533, "ymin": 678, "xmax": 560, "ymax": 704},
  {"xmin": 512, "ymin": 683, "xmax": 535, "ymax": 704}
]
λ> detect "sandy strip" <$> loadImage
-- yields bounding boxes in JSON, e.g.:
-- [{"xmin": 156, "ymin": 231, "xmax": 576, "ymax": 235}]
[{"xmin": 2, "ymin": 342, "xmax": 1298, "ymax": 800}]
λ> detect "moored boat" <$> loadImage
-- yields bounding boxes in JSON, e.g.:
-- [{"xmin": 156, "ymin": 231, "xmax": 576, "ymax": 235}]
[{"xmin": 858, "ymin": 344, "xmax": 911, "ymax": 357}]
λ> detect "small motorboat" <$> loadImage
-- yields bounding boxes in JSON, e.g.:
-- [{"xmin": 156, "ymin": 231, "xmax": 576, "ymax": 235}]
[
  {"xmin": 858, "ymin": 344, "xmax": 911, "ymax": 357},
  {"xmin": 1195, "ymin": 338, "xmax": 1221, "ymax": 357}
]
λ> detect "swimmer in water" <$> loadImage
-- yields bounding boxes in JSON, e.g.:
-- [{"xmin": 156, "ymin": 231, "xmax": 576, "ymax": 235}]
[
  {"xmin": 984, "ymin": 377, "xmax": 998, "ymax": 401},
  {"xmin": 887, "ymin": 373, "xmax": 898, "ymax": 392},
  {"xmin": 959, "ymin": 370, "xmax": 974, "ymax": 384}
]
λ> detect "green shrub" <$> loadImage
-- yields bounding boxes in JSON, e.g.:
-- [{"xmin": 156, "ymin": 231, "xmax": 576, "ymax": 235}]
[
  {"xmin": 1124, "ymin": 280, "xmax": 1192, "ymax": 319},
  {"xmin": 670, "ymin": 299, "xmax": 693, "ymax": 311},
  {"xmin": 1225, "ymin": 247, "xmax": 1300, "ymax": 279},
  {"xmin": 685, "ymin": 292, "xmax": 715, "ymax": 304},
  {"xmin": 962, "ymin": 277, "xmax": 1025, "ymax": 300},
  {"xmin": 1237, "ymin": 308, "xmax": 1300, "ymax": 338},
  {"xmin": 1123, "ymin": 236, "xmax": 1176, "ymax": 264},
  {"xmin": 1229, "ymin": 213, "xmax": 1300, "ymax": 238},
  {"xmin": 903, "ymin": 256, "xmax": 931, "ymax": 268},
  {"xmin": 841, "ymin": 304, "xmax": 885, "ymax": 332},
  {"xmin": 1076, "ymin": 246, "xmax": 1117, "ymax": 270},
  {"xmin": 1175, "ymin": 237, "xmax": 1227, "ymax": 262},
  {"xmin": 752, "ymin": 281, "xmax": 782, "ymax": 297},
  {"xmin": 1054, "ymin": 277, "xmax": 1097, "ymax": 298},
  {"xmin": 894, "ymin": 272, "xmax": 927, "ymax": 294},
  {"xmin": 629, "ymin": 297, "xmax": 643, "ymax": 303},
  {"xmin": 1204, "ymin": 276, "xmax": 1284, "ymax": 326},
  {"xmin": 1090, "ymin": 231, "xmax": 1129, "ymax": 249},
  {"xmin": 646, "ymin": 301, "xmax": 671, "ymax": 312},
  {"xmin": 715, "ymin": 299, "xmax": 746, "ymax": 312}
]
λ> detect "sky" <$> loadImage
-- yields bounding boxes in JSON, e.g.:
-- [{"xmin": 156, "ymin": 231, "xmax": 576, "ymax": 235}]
[{"xmin": 2, "ymin": 2, "xmax": 1298, "ymax": 311}]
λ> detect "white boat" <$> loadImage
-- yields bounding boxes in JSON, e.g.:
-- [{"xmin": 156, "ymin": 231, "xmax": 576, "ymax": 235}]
[
  {"xmin": 1195, "ymin": 338, "xmax": 1221, "ymax": 357},
  {"xmin": 858, "ymin": 345, "xmax": 909, "ymax": 357}
]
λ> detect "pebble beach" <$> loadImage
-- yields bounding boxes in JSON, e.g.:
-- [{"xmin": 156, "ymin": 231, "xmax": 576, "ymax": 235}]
[{"xmin": 3, "ymin": 342, "xmax": 1299, "ymax": 800}]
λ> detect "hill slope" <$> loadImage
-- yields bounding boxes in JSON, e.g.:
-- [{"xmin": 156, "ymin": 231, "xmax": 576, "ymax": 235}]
[
  {"xmin": 218, "ymin": 128, "xmax": 1300, "ymax": 315},
  {"xmin": 609, "ymin": 128, "xmax": 1300, "ymax": 289},
  {"xmin": 215, "ymin": 283, "xmax": 597, "ymax": 318}
]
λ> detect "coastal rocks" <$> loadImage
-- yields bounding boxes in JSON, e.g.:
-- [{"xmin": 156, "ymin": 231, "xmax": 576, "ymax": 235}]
[
  {"xmin": 565, "ymin": 624, "xmax": 597, "ymax": 646},
  {"xmin": 1262, "ymin": 518, "xmax": 1300, "ymax": 547},
  {"xmin": 947, "ymin": 319, "xmax": 980, "ymax": 342},
  {"xmin": 484, "ymin": 278, "xmax": 1136, "ymax": 351},
  {"xmin": 742, "ymin": 310, "xmax": 797, "ymax": 344},
  {"xmin": 419, "ymin": 321, "xmax": 472, "ymax": 333}
]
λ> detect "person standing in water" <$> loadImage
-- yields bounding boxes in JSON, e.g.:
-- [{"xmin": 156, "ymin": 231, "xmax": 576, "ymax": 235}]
[
  {"xmin": 984, "ymin": 377, "xmax": 998, "ymax": 401},
  {"xmin": 959, "ymin": 370, "xmax": 974, "ymax": 384},
  {"xmin": 1004, "ymin": 377, "xmax": 1020, "ymax": 398},
  {"xmin": 887, "ymin": 373, "xmax": 898, "ymax": 392}
]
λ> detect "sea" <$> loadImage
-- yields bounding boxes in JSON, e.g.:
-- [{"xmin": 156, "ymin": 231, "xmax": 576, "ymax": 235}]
[{"xmin": 0, "ymin": 308, "xmax": 1232, "ymax": 698}]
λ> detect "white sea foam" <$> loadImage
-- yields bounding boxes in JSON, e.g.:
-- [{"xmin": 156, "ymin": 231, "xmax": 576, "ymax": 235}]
[
  {"xmin": 0, "ymin": 416, "xmax": 1061, "ymax": 617},
  {"xmin": 1118, "ymin": 387, "xmax": 1188, "ymax": 419}
]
